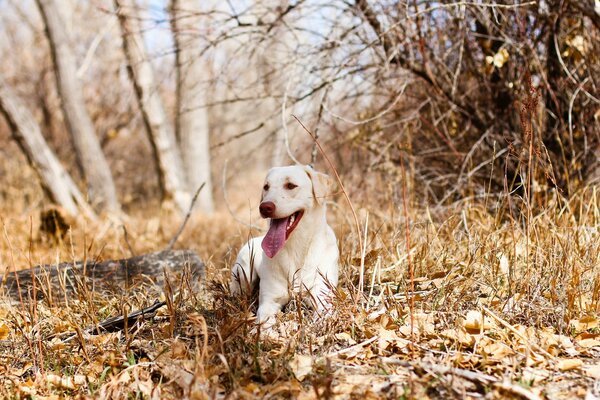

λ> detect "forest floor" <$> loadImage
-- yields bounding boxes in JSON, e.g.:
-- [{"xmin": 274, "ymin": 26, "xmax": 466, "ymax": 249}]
[{"xmin": 0, "ymin": 173, "xmax": 599, "ymax": 399}]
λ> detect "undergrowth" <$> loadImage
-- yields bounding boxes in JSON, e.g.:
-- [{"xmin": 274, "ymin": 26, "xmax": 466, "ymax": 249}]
[{"xmin": 0, "ymin": 161, "xmax": 599, "ymax": 398}]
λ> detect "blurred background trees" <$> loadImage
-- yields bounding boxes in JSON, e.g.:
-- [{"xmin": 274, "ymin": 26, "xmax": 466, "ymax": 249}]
[
  {"xmin": 0, "ymin": 76, "xmax": 94, "ymax": 218},
  {"xmin": 35, "ymin": 0, "xmax": 121, "ymax": 213},
  {"xmin": 0, "ymin": 0, "xmax": 598, "ymax": 218}
]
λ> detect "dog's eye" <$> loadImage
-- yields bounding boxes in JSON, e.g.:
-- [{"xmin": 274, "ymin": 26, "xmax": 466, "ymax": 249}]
[
  {"xmin": 285, "ymin": 183, "xmax": 298, "ymax": 190},
  {"xmin": 263, "ymin": 184, "xmax": 269, "ymax": 191}
]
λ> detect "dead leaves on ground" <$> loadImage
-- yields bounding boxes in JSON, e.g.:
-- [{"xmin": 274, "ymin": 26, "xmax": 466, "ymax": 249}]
[{"xmin": 1, "ymin": 293, "xmax": 600, "ymax": 399}]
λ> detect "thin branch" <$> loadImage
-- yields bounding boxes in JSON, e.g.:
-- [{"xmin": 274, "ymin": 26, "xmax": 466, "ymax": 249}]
[
  {"xmin": 166, "ymin": 182, "xmax": 206, "ymax": 251},
  {"xmin": 293, "ymin": 115, "xmax": 364, "ymax": 285},
  {"xmin": 210, "ymin": 122, "xmax": 265, "ymax": 149}
]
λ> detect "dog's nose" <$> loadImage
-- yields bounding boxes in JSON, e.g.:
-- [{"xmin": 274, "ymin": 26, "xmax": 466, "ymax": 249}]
[{"xmin": 259, "ymin": 201, "xmax": 276, "ymax": 218}]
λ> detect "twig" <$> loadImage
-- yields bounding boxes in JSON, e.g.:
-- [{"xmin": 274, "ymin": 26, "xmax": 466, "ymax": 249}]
[
  {"xmin": 311, "ymin": 87, "xmax": 332, "ymax": 165},
  {"xmin": 321, "ymin": 83, "xmax": 407, "ymax": 125},
  {"xmin": 494, "ymin": 381, "xmax": 544, "ymax": 400},
  {"xmin": 358, "ymin": 212, "xmax": 369, "ymax": 301},
  {"xmin": 398, "ymin": 147, "xmax": 415, "ymax": 355},
  {"xmin": 221, "ymin": 159, "xmax": 262, "ymax": 231},
  {"xmin": 292, "ymin": 115, "xmax": 364, "ymax": 271},
  {"xmin": 421, "ymin": 362, "xmax": 498, "ymax": 385},
  {"xmin": 210, "ymin": 122, "xmax": 265, "ymax": 149},
  {"xmin": 553, "ymin": 35, "xmax": 600, "ymax": 105},
  {"xmin": 77, "ymin": 18, "xmax": 117, "ymax": 78},
  {"xmin": 568, "ymin": 78, "xmax": 589, "ymax": 149},
  {"xmin": 122, "ymin": 225, "xmax": 135, "ymax": 257},
  {"xmin": 482, "ymin": 306, "xmax": 556, "ymax": 361},
  {"xmin": 383, "ymin": 358, "xmax": 498, "ymax": 384},
  {"xmin": 166, "ymin": 182, "xmax": 205, "ymax": 251},
  {"xmin": 384, "ymin": 358, "xmax": 541, "ymax": 399},
  {"xmin": 58, "ymin": 300, "xmax": 167, "ymax": 342},
  {"xmin": 323, "ymin": 336, "xmax": 379, "ymax": 358},
  {"xmin": 281, "ymin": 75, "xmax": 301, "ymax": 165}
]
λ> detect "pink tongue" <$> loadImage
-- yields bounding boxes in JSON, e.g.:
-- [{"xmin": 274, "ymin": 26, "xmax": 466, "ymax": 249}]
[{"xmin": 262, "ymin": 218, "xmax": 288, "ymax": 258}]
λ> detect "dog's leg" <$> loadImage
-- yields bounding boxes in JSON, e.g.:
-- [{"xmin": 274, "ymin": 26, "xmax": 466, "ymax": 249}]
[
  {"xmin": 230, "ymin": 262, "xmax": 254, "ymax": 295},
  {"xmin": 306, "ymin": 274, "xmax": 337, "ymax": 319},
  {"xmin": 230, "ymin": 238, "xmax": 262, "ymax": 295},
  {"xmin": 256, "ymin": 300, "xmax": 285, "ymax": 328},
  {"xmin": 256, "ymin": 278, "xmax": 289, "ymax": 329},
  {"xmin": 312, "ymin": 286, "xmax": 333, "ymax": 312}
]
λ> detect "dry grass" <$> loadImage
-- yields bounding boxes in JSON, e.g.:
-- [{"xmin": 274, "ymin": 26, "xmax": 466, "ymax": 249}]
[{"xmin": 0, "ymin": 157, "xmax": 599, "ymax": 399}]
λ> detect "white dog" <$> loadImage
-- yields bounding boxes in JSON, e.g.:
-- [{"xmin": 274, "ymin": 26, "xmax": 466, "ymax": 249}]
[{"xmin": 230, "ymin": 165, "xmax": 339, "ymax": 326}]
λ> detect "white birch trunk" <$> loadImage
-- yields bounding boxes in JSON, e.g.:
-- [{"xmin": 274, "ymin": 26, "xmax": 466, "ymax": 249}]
[
  {"xmin": 114, "ymin": 0, "xmax": 191, "ymax": 214},
  {"xmin": 171, "ymin": 0, "xmax": 214, "ymax": 213},
  {"xmin": 35, "ymin": 0, "xmax": 121, "ymax": 213},
  {"xmin": 0, "ymin": 77, "xmax": 95, "ymax": 219}
]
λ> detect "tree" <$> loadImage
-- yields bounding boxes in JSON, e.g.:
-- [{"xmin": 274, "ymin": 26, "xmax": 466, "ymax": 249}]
[
  {"xmin": 35, "ymin": 0, "xmax": 121, "ymax": 213},
  {"xmin": 170, "ymin": 0, "xmax": 215, "ymax": 213},
  {"xmin": 0, "ymin": 76, "xmax": 95, "ymax": 219},
  {"xmin": 114, "ymin": 0, "xmax": 191, "ymax": 214}
]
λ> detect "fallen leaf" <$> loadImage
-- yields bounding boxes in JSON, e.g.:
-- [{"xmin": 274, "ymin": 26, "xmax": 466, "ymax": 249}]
[
  {"xmin": 494, "ymin": 48, "xmax": 510, "ymax": 67},
  {"xmin": 399, "ymin": 313, "xmax": 435, "ymax": 337},
  {"xmin": 498, "ymin": 253, "xmax": 510, "ymax": 275},
  {"xmin": 463, "ymin": 310, "xmax": 493, "ymax": 333},
  {"xmin": 49, "ymin": 337, "xmax": 65, "ymax": 350},
  {"xmin": 0, "ymin": 323, "xmax": 8, "ymax": 340},
  {"xmin": 557, "ymin": 358, "xmax": 583, "ymax": 371},
  {"xmin": 18, "ymin": 378, "xmax": 36, "ymax": 396},
  {"xmin": 440, "ymin": 328, "xmax": 475, "ymax": 347},
  {"xmin": 377, "ymin": 327, "xmax": 407, "ymax": 352},
  {"xmin": 367, "ymin": 307, "xmax": 386, "ymax": 322},
  {"xmin": 335, "ymin": 332, "xmax": 357, "ymax": 345},
  {"xmin": 116, "ymin": 370, "xmax": 131, "ymax": 384},
  {"xmin": 570, "ymin": 316, "xmax": 599, "ymax": 332},
  {"xmin": 290, "ymin": 354, "xmax": 312, "ymax": 381},
  {"xmin": 521, "ymin": 367, "xmax": 550, "ymax": 384},
  {"xmin": 583, "ymin": 364, "xmax": 600, "ymax": 379},
  {"xmin": 578, "ymin": 338, "xmax": 600, "ymax": 349},
  {"xmin": 480, "ymin": 338, "xmax": 514, "ymax": 359},
  {"xmin": 566, "ymin": 35, "xmax": 587, "ymax": 54},
  {"xmin": 45, "ymin": 374, "xmax": 86, "ymax": 390},
  {"xmin": 13, "ymin": 362, "xmax": 33, "ymax": 377}
]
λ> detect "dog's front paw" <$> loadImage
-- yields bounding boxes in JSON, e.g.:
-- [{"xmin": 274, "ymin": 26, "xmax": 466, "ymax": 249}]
[
  {"xmin": 248, "ymin": 319, "xmax": 282, "ymax": 342},
  {"xmin": 313, "ymin": 306, "xmax": 335, "ymax": 321},
  {"xmin": 256, "ymin": 300, "xmax": 284, "ymax": 326},
  {"xmin": 261, "ymin": 326, "xmax": 283, "ymax": 341}
]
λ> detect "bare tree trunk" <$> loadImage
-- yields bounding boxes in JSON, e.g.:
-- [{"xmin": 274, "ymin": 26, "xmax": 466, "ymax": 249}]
[
  {"xmin": 114, "ymin": 0, "xmax": 191, "ymax": 214},
  {"xmin": 35, "ymin": 0, "xmax": 120, "ymax": 213},
  {"xmin": 271, "ymin": 131, "xmax": 288, "ymax": 167},
  {"xmin": 55, "ymin": 0, "xmax": 75, "ymax": 37},
  {"xmin": 0, "ymin": 77, "xmax": 95, "ymax": 219},
  {"xmin": 170, "ymin": 0, "xmax": 214, "ymax": 213}
]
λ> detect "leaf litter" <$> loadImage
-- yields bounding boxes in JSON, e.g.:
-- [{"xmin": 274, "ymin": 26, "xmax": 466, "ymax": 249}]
[{"xmin": 0, "ymin": 190, "xmax": 599, "ymax": 399}]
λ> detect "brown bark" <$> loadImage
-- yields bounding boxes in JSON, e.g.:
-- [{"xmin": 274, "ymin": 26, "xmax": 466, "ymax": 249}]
[
  {"xmin": 0, "ymin": 76, "xmax": 95, "ymax": 218},
  {"xmin": 171, "ymin": 0, "xmax": 215, "ymax": 213},
  {"xmin": 114, "ymin": 0, "xmax": 191, "ymax": 214},
  {"xmin": 0, "ymin": 250, "xmax": 204, "ymax": 301},
  {"xmin": 35, "ymin": 0, "xmax": 121, "ymax": 213}
]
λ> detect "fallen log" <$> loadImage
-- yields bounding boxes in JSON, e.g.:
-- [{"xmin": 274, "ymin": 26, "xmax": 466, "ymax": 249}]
[{"xmin": 0, "ymin": 249, "xmax": 204, "ymax": 302}]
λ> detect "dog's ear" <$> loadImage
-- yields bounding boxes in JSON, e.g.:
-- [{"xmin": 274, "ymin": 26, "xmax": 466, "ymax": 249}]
[{"xmin": 304, "ymin": 165, "xmax": 333, "ymax": 205}]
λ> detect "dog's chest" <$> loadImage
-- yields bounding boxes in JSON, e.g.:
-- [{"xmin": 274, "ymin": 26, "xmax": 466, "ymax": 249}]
[{"xmin": 271, "ymin": 241, "xmax": 322, "ymax": 288}]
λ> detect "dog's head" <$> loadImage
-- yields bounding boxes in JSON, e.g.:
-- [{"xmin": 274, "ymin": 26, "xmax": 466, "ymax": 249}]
[{"xmin": 259, "ymin": 165, "xmax": 333, "ymax": 258}]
